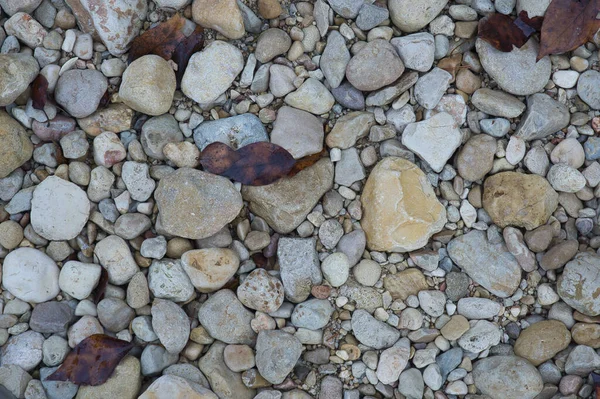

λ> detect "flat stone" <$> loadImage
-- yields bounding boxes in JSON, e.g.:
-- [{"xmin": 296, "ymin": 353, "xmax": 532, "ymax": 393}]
[
  {"xmin": 255, "ymin": 330, "xmax": 302, "ymax": 384},
  {"xmin": 457, "ymin": 320, "xmax": 502, "ymax": 353},
  {"xmin": 320, "ymin": 30, "xmax": 350, "ymax": 89},
  {"xmin": 482, "ymin": 172, "xmax": 558, "ymax": 230},
  {"xmin": 346, "ymin": 39, "xmax": 404, "ymax": 92},
  {"xmin": 577, "ymin": 70, "xmax": 600, "ymax": 109},
  {"xmin": 30, "ymin": 301, "xmax": 73, "ymax": 333},
  {"xmin": 456, "ymin": 134, "xmax": 496, "ymax": 182},
  {"xmin": 361, "ymin": 157, "xmax": 446, "ymax": 252},
  {"xmin": 473, "ymin": 356, "xmax": 543, "ymax": 399},
  {"xmin": 514, "ymin": 320, "xmax": 571, "ymax": 366},
  {"xmin": 55, "ymin": 69, "xmax": 107, "ymax": 118},
  {"xmin": 4, "ymin": 12, "xmax": 47, "ymax": 48},
  {"xmin": 471, "ymin": 88, "xmax": 526, "ymax": 118},
  {"xmin": 194, "ymin": 113, "xmax": 267, "ymax": 151},
  {"xmin": 565, "ymin": 345, "xmax": 600, "ymax": 376},
  {"xmin": 376, "ymin": 344, "xmax": 410, "ymax": 385},
  {"xmin": 389, "ymin": 0, "xmax": 448, "ymax": 32},
  {"xmin": 156, "ymin": 168, "xmax": 242, "ymax": 239},
  {"xmin": 138, "ymin": 375, "xmax": 217, "ymax": 399},
  {"xmin": 448, "ymin": 230, "xmax": 521, "ymax": 298},
  {"xmin": 291, "ymin": 298, "xmax": 334, "ymax": 330},
  {"xmin": 65, "ymin": 0, "xmax": 147, "ymax": 55},
  {"xmin": 242, "ymin": 158, "xmax": 333, "ymax": 234},
  {"xmin": 277, "ymin": 237, "xmax": 322, "ymax": 303},
  {"xmin": 181, "ymin": 248, "xmax": 240, "ymax": 293},
  {"xmin": 151, "ymin": 299, "xmax": 190, "ymax": 354},
  {"xmin": 284, "ymin": 78, "xmax": 334, "ymax": 115},
  {"xmin": 198, "ymin": 342, "xmax": 255, "ymax": 399},
  {"xmin": 557, "ymin": 253, "xmax": 600, "ymax": 316},
  {"xmin": 0, "ymin": 111, "xmax": 33, "ymax": 179},
  {"xmin": 0, "ymin": 54, "xmax": 39, "ymax": 106},
  {"xmin": 197, "ymin": 289, "xmax": 256, "ymax": 344},
  {"xmin": 77, "ymin": 103, "xmax": 134, "ymax": 137},
  {"xmin": 270, "ymin": 106, "xmax": 323, "ymax": 158},
  {"xmin": 515, "ymin": 93, "xmax": 570, "ymax": 140},
  {"xmin": 352, "ymin": 309, "xmax": 400, "ymax": 349},
  {"xmin": 182, "ymin": 41, "xmax": 244, "ymax": 106},
  {"xmin": 476, "ymin": 38, "xmax": 550, "ymax": 96},
  {"xmin": 402, "ymin": 112, "xmax": 462, "ymax": 172},
  {"xmin": 148, "ymin": 259, "xmax": 194, "ymax": 302},
  {"xmin": 391, "ymin": 33, "xmax": 435, "ymax": 72},
  {"xmin": 414, "ymin": 68, "xmax": 452, "ymax": 110},
  {"xmin": 326, "ymin": 111, "xmax": 375, "ymax": 150},
  {"xmin": 119, "ymin": 55, "xmax": 176, "ymax": 116}
]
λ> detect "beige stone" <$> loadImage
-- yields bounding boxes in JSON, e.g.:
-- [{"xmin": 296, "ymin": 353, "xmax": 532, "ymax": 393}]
[
  {"xmin": 0, "ymin": 111, "xmax": 33, "ymax": 179},
  {"xmin": 181, "ymin": 248, "xmax": 240, "ymax": 293},
  {"xmin": 76, "ymin": 356, "xmax": 141, "ymax": 399},
  {"xmin": 138, "ymin": 374, "xmax": 217, "ymax": 399},
  {"xmin": 361, "ymin": 157, "xmax": 446, "ymax": 252},
  {"xmin": 572, "ymin": 323, "xmax": 600, "ymax": 348},
  {"xmin": 482, "ymin": 172, "xmax": 558, "ymax": 230},
  {"xmin": 258, "ymin": 0, "xmax": 282, "ymax": 18},
  {"xmin": 383, "ymin": 268, "xmax": 428, "ymax": 300},
  {"xmin": 326, "ymin": 111, "xmax": 376, "ymax": 149},
  {"xmin": 514, "ymin": 320, "xmax": 571, "ymax": 366},
  {"xmin": 119, "ymin": 55, "xmax": 176, "ymax": 116},
  {"xmin": 192, "ymin": 0, "xmax": 245, "ymax": 39},
  {"xmin": 77, "ymin": 103, "xmax": 133, "ymax": 136},
  {"xmin": 441, "ymin": 315, "xmax": 470, "ymax": 341}
]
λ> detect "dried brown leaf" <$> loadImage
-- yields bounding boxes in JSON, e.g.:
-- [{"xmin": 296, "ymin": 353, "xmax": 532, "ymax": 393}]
[
  {"xmin": 538, "ymin": 0, "xmax": 600, "ymax": 60},
  {"xmin": 45, "ymin": 334, "xmax": 134, "ymax": 386},
  {"xmin": 478, "ymin": 11, "xmax": 544, "ymax": 52},
  {"xmin": 31, "ymin": 74, "xmax": 49, "ymax": 110}
]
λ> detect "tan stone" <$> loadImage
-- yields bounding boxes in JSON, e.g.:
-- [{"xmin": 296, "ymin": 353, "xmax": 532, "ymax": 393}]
[
  {"xmin": 483, "ymin": 172, "xmax": 558, "ymax": 230},
  {"xmin": 361, "ymin": 157, "xmax": 446, "ymax": 252},
  {"xmin": 383, "ymin": 268, "xmax": 428, "ymax": 300},
  {"xmin": 258, "ymin": 0, "xmax": 282, "ymax": 19},
  {"xmin": 181, "ymin": 248, "xmax": 240, "ymax": 293},
  {"xmin": 75, "ymin": 356, "xmax": 141, "ymax": 399},
  {"xmin": 77, "ymin": 103, "xmax": 134, "ymax": 136},
  {"xmin": 441, "ymin": 315, "xmax": 470, "ymax": 341},
  {"xmin": 572, "ymin": 323, "xmax": 600, "ymax": 348},
  {"xmin": 326, "ymin": 111, "xmax": 376, "ymax": 149},
  {"xmin": 138, "ymin": 375, "xmax": 217, "ymax": 399},
  {"xmin": 119, "ymin": 55, "xmax": 176, "ymax": 116},
  {"xmin": 514, "ymin": 320, "xmax": 571, "ymax": 366},
  {"xmin": 192, "ymin": 0, "xmax": 245, "ymax": 39},
  {"xmin": 0, "ymin": 111, "xmax": 33, "ymax": 179}
]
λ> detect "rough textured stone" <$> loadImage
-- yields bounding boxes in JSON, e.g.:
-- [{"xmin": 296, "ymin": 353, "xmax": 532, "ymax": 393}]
[
  {"xmin": 0, "ymin": 54, "xmax": 39, "ymax": 107},
  {"xmin": 197, "ymin": 290, "xmax": 256, "ymax": 345},
  {"xmin": 514, "ymin": 320, "xmax": 571, "ymax": 366},
  {"xmin": 0, "ymin": 111, "xmax": 33, "ymax": 179},
  {"xmin": 198, "ymin": 342, "xmax": 255, "ymax": 399},
  {"xmin": 242, "ymin": 158, "xmax": 333, "ymax": 234},
  {"xmin": 139, "ymin": 375, "xmax": 217, "ymax": 399},
  {"xmin": 155, "ymin": 168, "xmax": 243, "ymax": 239},
  {"xmin": 352, "ymin": 309, "xmax": 400, "ymax": 349},
  {"xmin": 346, "ymin": 40, "xmax": 404, "ymax": 92},
  {"xmin": 448, "ymin": 230, "xmax": 521, "ymax": 298},
  {"xmin": 515, "ymin": 93, "xmax": 570, "ymax": 141},
  {"xmin": 389, "ymin": 0, "xmax": 448, "ymax": 32},
  {"xmin": 473, "ymin": 356, "xmax": 543, "ymax": 399},
  {"xmin": 361, "ymin": 157, "xmax": 446, "ymax": 252},
  {"xmin": 557, "ymin": 253, "xmax": 600, "ymax": 316},
  {"xmin": 483, "ymin": 172, "xmax": 558, "ymax": 230},
  {"xmin": 192, "ymin": 0, "xmax": 245, "ymax": 39},
  {"xmin": 255, "ymin": 331, "xmax": 302, "ymax": 384}
]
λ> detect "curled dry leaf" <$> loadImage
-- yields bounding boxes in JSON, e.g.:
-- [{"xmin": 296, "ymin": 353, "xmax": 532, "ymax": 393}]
[
  {"xmin": 200, "ymin": 142, "xmax": 296, "ymax": 186},
  {"xmin": 46, "ymin": 334, "xmax": 134, "ymax": 386},
  {"xmin": 93, "ymin": 267, "xmax": 109, "ymax": 304},
  {"xmin": 128, "ymin": 13, "xmax": 204, "ymax": 86},
  {"xmin": 478, "ymin": 11, "xmax": 544, "ymax": 52},
  {"xmin": 538, "ymin": 0, "xmax": 600, "ymax": 60}
]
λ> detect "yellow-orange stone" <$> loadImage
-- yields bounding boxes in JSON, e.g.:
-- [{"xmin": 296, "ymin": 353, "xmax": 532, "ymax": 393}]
[{"xmin": 361, "ymin": 157, "xmax": 446, "ymax": 252}]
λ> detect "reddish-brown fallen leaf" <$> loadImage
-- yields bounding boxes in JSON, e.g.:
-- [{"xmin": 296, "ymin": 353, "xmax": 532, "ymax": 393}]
[
  {"xmin": 128, "ymin": 14, "xmax": 204, "ymax": 86},
  {"xmin": 200, "ymin": 142, "xmax": 296, "ymax": 186},
  {"xmin": 478, "ymin": 11, "xmax": 544, "ymax": 52},
  {"xmin": 593, "ymin": 373, "xmax": 600, "ymax": 397},
  {"xmin": 31, "ymin": 74, "xmax": 49, "ymax": 110},
  {"xmin": 45, "ymin": 334, "xmax": 134, "ymax": 386},
  {"xmin": 288, "ymin": 150, "xmax": 327, "ymax": 177},
  {"xmin": 538, "ymin": 0, "xmax": 600, "ymax": 60},
  {"xmin": 93, "ymin": 267, "xmax": 109, "ymax": 304}
]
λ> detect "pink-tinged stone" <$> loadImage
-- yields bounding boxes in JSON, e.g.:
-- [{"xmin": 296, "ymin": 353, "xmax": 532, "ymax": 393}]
[
  {"xmin": 93, "ymin": 131, "xmax": 126, "ymax": 167},
  {"xmin": 32, "ymin": 115, "xmax": 76, "ymax": 141},
  {"xmin": 4, "ymin": 12, "xmax": 47, "ymax": 48},
  {"xmin": 65, "ymin": 0, "xmax": 147, "ymax": 56}
]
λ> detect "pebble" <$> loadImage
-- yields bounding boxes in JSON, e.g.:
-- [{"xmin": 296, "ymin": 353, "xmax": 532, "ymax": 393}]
[
  {"xmin": 97, "ymin": 297, "xmax": 135, "ymax": 332},
  {"xmin": 351, "ymin": 309, "xmax": 400, "ymax": 349},
  {"xmin": 141, "ymin": 114, "xmax": 184, "ymax": 159},
  {"xmin": 376, "ymin": 344, "xmax": 410, "ymax": 384},
  {"xmin": 321, "ymin": 31, "xmax": 350, "ymax": 89},
  {"xmin": 151, "ymin": 299, "xmax": 190, "ymax": 354},
  {"xmin": 345, "ymin": 39, "xmax": 404, "ymax": 92},
  {"xmin": 2, "ymin": 248, "xmax": 60, "ymax": 303},
  {"xmin": 514, "ymin": 320, "xmax": 571, "ymax": 366},
  {"xmin": 255, "ymin": 29, "xmax": 291, "ymax": 63},
  {"xmin": 237, "ymin": 269, "xmax": 284, "ymax": 313},
  {"xmin": 547, "ymin": 164, "xmax": 586, "ymax": 193},
  {"xmin": 391, "ymin": 33, "xmax": 435, "ymax": 72},
  {"xmin": 192, "ymin": 0, "xmax": 245, "ymax": 39},
  {"xmin": 457, "ymin": 298, "xmax": 502, "ymax": 319},
  {"xmin": 577, "ymin": 70, "xmax": 600, "ymax": 109},
  {"xmin": 119, "ymin": 55, "xmax": 176, "ymax": 116},
  {"xmin": 198, "ymin": 341, "xmax": 255, "ymax": 399},
  {"xmin": 0, "ymin": 111, "xmax": 34, "ymax": 179},
  {"xmin": 198, "ymin": 289, "xmax": 256, "ymax": 344},
  {"xmin": 456, "ymin": 134, "xmax": 496, "ymax": 181},
  {"xmin": 0, "ymin": 54, "xmax": 39, "ymax": 106},
  {"xmin": 284, "ymin": 77, "xmax": 334, "ymax": 115},
  {"xmin": 148, "ymin": 258, "xmax": 194, "ymax": 302},
  {"xmin": 471, "ymin": 88, "xmax": 525, "ymax": 118},
  {"xmin": 95, "ymin": 235, "xmax": 139, "ymax": 285},
  {"xmin": 476, "ymin": 38, "xmax": 550, "ymax": 96},
  {"xmin": 1, "ymin": 331, "xmax": 44, "ymax": 371},
  {"xmin": 326, "ymin": 111, "xmax": 375, "ymax": 149},
  {"xmin": 402, "ymin": 112, "xmax": 462, "ymax": 172},
  {"xmin": 473, "ymin": 356, "xmax": 543, "ymax": 399},
  {"xmin": 515, "ymin": 93, "xmax": 570, "ymax": 141},
  {"xmin": 255, "ymin": 330, "xmax": 302, "ymax": 384},
  {"xmin": 362, "ymin": 158, "xmax": 446, "ymax": 251},
  {"xmin": 58, "ymin": 261, "xmax": 102, "ymax": 300},
  {"xmin": 4, "ymin": 12, "xmax": 47, "ymax": 48},
  {"xmin": 331, "ymin": 82, "xmax": 365, "ymax": 110},
  {"xmin": 155, "ymin": 168, "xmax": 242, "ymax": 239},
  {"xmin": 181, "ymin": 248, "xmax": 239, "ymax": 293},
  {"xmin": 182, "ymin": 41, "xmax": 244, "ymax": 106},
  {"xmin": 389, "ymin": 0, "xmax": 448, "ymax": 32},
  {"xmin": 270, "ymin": 106, "xmax": 323, "ymax": 158},
  {"xmin": 414, "ymin": 67, "xmax": 452, "ymax": 109},
  {"xmin": 353, "ymin": 259, "xmax": 381, "ymax": 287},
  {"xmin": 457, "ymin": 320, "xmax": 501, "ymax": 353},
  {"xmin": 55, "ymin": 69, "xmax": 107, "ymax": 119},
  {"xmin": 139, "ymin": 374, "xmax": 216, "ymax": 399}
]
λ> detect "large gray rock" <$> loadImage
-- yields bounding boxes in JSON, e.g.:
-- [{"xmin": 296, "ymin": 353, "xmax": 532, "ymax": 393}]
[
  {"xmin": 269, "ymin": 106, "xmax": 323, "ymax": 159},
  {"xmin": 346, "ymin": 39, "xmax": 404, "ymax": 92},
  {"xmin": 476, "ymin": 38, "xmax": 550, "ymax": 96},
  {"xmin": 198, "ymin": 342, "xmax": 255, "ymax": 399},
  {"xmin": 55, "ymin": 69, "xmax": 108, "ymax": 118},
  {"xmin": 242, "ymin": 158, "xmax": 333, "ymax": 234},
  {"xmin": 515, "ymin": 93, "xmax": 570, "ymax": 140},
  {"xmin": 0, "ymin": 54, "xmax": 39, "ymax": 107},
  {"xmin": 557, "ymin": 253, "xmax": 600, "ymax": 316},
  {"xmin": 473, "ymin": 356, "xmax": 543, "ymax": 399},
  {"xmin": 197, "ymin": 290, "xmax": 256, "ymax": 344},
  {"xmin": 193, "ymin": 114, "xmax": 268, "ymax": 151},
  {"xmin": 277, "ymin": 237, "xmax": 323, "ymax": 303},
  {"xmin": 389, "ymin": 0, "xmax": 448, "ymax": 32},
  {"xmin": 351, "ymin": 309, "xmax": 400, "ymax": 349},
  {"xmin": 65, "ymin": 0, "xmax": 147, "ymax": 55},
  {"xmin": 155, "ymin": 168, "xmax": 243, "ymax": 239},
  {"xmin": 255, "ymin": 330, "xmax": 302, "ymax": 384},
  {"xmin": 151, "ymin": 299, "xmax": 190, "ymax": 354},
  {"xmin": 320, "ymin": 30, "xmax": 350, "ymax": 89},
  {"xmin": 447, "ymin": 230, "xmax": 521, "ymax": 298}
]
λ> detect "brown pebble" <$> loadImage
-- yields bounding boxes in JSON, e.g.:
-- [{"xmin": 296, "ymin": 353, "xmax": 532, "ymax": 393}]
[
  {"xmin": 311, "ymin": 285, "xmax": 331, "ymax": 299},
  {"xmin": 258, "ymin": 0, "xmax": 283, "ymax": 19}
]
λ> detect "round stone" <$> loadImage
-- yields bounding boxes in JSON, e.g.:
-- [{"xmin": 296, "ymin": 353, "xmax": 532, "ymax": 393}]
[
  {"xmin": 353, "ymin": 259, "xmax": 381, "ymax": 287},
  {"xmin": 321, "ymin": 252, "xmax": 350, "ymax": 287},
  {"xmin": 58, "ymin": 261, "xmax": 102, "ymax": 300},
  {"xmin": 0, "ymin": 220, "xmax": 23, "ymax": 250},
  {"xmin": 31, "ymin": 176, "xmax": 91, "ymax": 240},
  {"xmin": 55, "ymin": 69, "xmax": 108, "ymax": 118},
  {"xmin": 473, "ymin": 356, "xmax": 543, "ymax": 399},
  {"xmin": 514, "ymin": 320, "xmax": 571, "ymax": 366},
  {"xmin": 180, "ymin": 248, "xmax": 240, "ymax": 293},
  {"xmin": 2, "ymin": 248, "xmax": 60, "ymax": 303},
  {"xmin": 237, "ymin": 268, "xmax": 284, "ymax": 313},
  {"xmin": 346, "ymin": 40, "xmax": 405, "ymax": 92}
]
